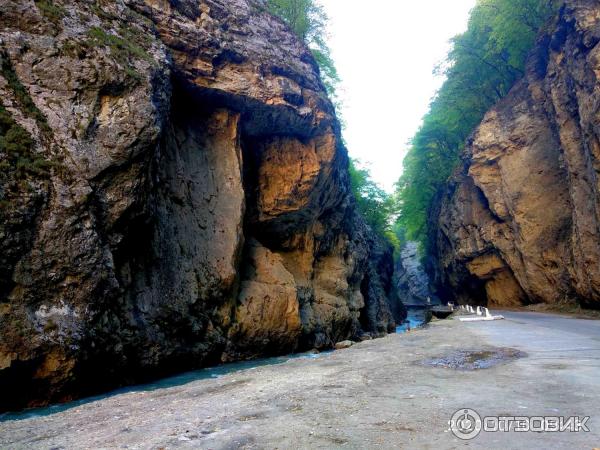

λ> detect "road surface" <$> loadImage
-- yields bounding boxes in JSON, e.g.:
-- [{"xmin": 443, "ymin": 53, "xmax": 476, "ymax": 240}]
[
  {"xmin": 498, "ymin": 310, "xmax": 600, "ymax": 338},
  {"xmin": 1, "ymin": 311, "xmax": 599, "ymax": 449}
]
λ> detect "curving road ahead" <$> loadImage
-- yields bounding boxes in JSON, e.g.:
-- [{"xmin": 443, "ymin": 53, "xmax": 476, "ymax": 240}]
[{"xmin": 496, "ymin": 310, "xmax": 600, "ymax": 338}]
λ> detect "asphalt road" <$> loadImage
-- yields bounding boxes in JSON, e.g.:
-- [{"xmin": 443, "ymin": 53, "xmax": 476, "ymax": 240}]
[
  {"xmin": 460, "ymin": 309, "xmax": 600, "ymax": 448},
  {"xmin": 470, "ymin": 310, "xmax": 600, "ymax": 378},
  {"xmin": 498, "ymin": 310, "xmax": 600, "ymax": 338}
]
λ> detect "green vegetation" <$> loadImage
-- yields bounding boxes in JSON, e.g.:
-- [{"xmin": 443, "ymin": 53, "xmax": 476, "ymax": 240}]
[
  {"xmin": 87, "ymin": 26, "xmax": 150, "ymax": 63},
  {"xmin": 349, "ymin": 160, "xmax": 399, "ymax": 249},
  {"xmin": 0, "ymin": 57, "xmax": 60, "ymax": 185},
  {"xmin": 1, "ymin": 57, "xmax": 51, "ymax": 134},
  {"xmin": 84, "ymin": 25, "xmax": 153, "ymax": 83},
  {"xmin": 267, "ymin": 0, "xmax": 340, "ymax": 99},
  {"xmin": 34, "ymin": 0, "xmax": 66, "ymax": 25},
  {"xmin": 395, "ymin": 0, "xmax": 558, "ymax": 253},
  {"xmin": 0, "ymin": 105, "xmax": 52, "ymax": 180}
]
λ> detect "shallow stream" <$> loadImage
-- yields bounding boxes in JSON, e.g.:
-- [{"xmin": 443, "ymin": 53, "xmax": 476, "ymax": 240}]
[{"xmin": 1, "ymin": 309, "xmax": 426, "ymax": 422}]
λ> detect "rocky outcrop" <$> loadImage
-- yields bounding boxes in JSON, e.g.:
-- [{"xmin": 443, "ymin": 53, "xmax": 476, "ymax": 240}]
[
  {"xmin": 396, "ymin": 242, "xmax": 436, "ymax": 306},
  {"xmin": 0, "ymin": 0, "xmax": 401, "ymax": 411},
  {"xmin": 435, "ymin": 0, "xmax": 600, "ymax": 309}
]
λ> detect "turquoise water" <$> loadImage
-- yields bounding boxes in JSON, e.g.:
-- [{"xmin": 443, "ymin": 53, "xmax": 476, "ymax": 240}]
[
  {"xmin": 0, "ymin": 350, "xmax": 329, "ymax": 422},
  {"xmin": 396, "ymin": 308, "xmax": 427, "ymax": 333},
  {"xmin": 2, "ymin": 310, "xmax": 426, "ymax": 422}
]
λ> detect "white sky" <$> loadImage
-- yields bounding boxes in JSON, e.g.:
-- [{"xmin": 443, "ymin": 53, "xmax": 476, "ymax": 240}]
[{"xmin": 320, "ymin": 0, "xmax": 477, "ymax": 192}]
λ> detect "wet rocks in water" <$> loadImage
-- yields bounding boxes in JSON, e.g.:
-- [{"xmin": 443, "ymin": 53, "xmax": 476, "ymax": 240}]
[{"xmin": 420, "ymin": 348, "xmax": 526, "ymax": 371}]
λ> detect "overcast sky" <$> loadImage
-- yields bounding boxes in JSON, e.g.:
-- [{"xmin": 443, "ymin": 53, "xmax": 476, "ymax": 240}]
[{"xmin": 320, "ymin": 0, "xmax": 477, "ymax": 192}]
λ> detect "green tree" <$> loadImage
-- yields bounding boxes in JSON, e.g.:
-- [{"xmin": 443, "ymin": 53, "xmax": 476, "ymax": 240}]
[
  {"xmin": 395, "ymin": 0, "xmax": 557, "ymax": 254},
  {"xmin": 268, "ymin": 0, "xmax": 340, "ymax": 98},
  {"xmin": 269, "ymin": 2, "xmax": 397, "ymax": 249},
  {"xmin": 349, "ymin": 160, "xmax": 399, "ymax": 248}
]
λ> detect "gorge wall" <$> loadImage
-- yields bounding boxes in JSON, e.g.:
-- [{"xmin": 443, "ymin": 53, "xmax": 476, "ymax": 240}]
[
  {"xmin": 396, "ymin": 242, "xmax": 437, "ymax": 307},
  {"xmin": 0, "ymin": 0, "xmax": 403, "ymax": 411},
  {"xmin": 435, "ymin": 0, "xmax": 600, "ymax": 309}
]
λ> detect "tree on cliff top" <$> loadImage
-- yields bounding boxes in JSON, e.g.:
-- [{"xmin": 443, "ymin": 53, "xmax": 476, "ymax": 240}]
[
  {"xmin": 269, "ymin": 1, "xmax": 400, "ymax": 249},
  {"xmin": 395, "ymin": 0, "xmax": 558, "ymax": 255},
  {"xmin": 349, "ymin": 160, "xmax": 400, "ymax": 250},
  {"xmin": 267, "ymin": 0, "xmax": 340, "ymax": 98}
]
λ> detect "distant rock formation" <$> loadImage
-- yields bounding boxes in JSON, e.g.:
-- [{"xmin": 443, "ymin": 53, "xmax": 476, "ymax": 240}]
[
  {"xmin": 396, "ymin": 242, "xmax": 437, "ymax": 306},
  {"xmin": 0, "ymin": 0, "xmax": 403, "ymax": 411},
  {"xmin": 434, "ymin": 0, "xmax": 600, "ymax": 309}
]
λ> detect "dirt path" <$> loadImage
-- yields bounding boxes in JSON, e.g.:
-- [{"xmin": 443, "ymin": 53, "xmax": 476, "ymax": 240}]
[{"xmin": 1, "ymin": 315, "xmax": 599, "ymax": 449}]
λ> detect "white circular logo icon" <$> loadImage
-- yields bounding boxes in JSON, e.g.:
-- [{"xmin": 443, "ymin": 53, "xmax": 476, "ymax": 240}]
[{"xmin": 449, "ymin": 408, "xmax": 482, "ymax": 440}]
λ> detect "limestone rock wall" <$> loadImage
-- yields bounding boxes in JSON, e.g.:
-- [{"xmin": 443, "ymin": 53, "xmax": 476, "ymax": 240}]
[
  {"xmin": 0, "ymin": 0, "xmax": 401, "ymax": 410},
  {"xmin": 435, "ymin": 0, "xmax": 600, "ymax": 309},
  {"xmin": 396, "ymin": 242, "xmax": 436, "ymax": 307}
]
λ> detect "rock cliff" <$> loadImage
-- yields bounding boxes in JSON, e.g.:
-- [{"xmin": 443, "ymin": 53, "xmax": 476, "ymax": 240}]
[
  {"xmin": 435, "ymin": 0, "xmax": 600, "ymax": 309},
  {"xmin": 0, "ymin": 0, "xmax": 401, "ymax": 411},
  {"xmin": 396, "ymin": 242, "xmax": 436, "ymax": 307}
]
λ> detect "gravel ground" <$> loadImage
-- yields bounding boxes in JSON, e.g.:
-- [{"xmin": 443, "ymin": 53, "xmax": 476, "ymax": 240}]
[{"xmin": 1, "ymin": 314, "xmax": 599, "ymax": 449}]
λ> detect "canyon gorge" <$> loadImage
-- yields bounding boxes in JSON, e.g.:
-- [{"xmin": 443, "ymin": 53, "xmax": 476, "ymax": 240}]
[{"xmin": 1, "ymin": 0, "xmax": 600, "ymax": 421}]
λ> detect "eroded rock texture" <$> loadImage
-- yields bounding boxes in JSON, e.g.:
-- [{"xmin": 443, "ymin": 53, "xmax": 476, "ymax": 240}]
[
  {"xmin": 396, "ymin": 242, "xmax": 436, "ymax": 307},
  {"xmin": 435, "ymin": 0, "xmax": 600, "ymax": 309},
  {"xmin": 0, "ymin": 0, "xmax": 402, "ymax": 410}
]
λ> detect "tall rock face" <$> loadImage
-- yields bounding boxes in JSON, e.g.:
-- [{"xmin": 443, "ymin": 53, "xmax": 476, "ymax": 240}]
[
  {"xmin": 396, "ymin": 242, "xmax": 436, "ymax": 307},
  {"xmin": 0, "ymin": 0, "xmax": 401, "ymax": 411},
  {"xmin": 435, "ymin": 0, "xmax": 600, "ymax": 309}
]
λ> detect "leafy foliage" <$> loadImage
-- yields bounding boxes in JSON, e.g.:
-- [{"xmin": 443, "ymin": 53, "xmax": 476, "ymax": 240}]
[
  {"xmin": 349, "ymin": 160, "xmax": 399, "ymax": 248},
  {"xmin": 267, "ymin": 0, "xmax": 340, "ymax": 99},
  {"xmin": 395, "ymin": 0, "xmax": 557, "ymax": 252}
]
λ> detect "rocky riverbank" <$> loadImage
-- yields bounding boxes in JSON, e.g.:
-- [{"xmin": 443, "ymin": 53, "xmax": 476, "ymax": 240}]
[{"xmin": 2, "ymin": 314, "xmax": 598, "ymax": 449}]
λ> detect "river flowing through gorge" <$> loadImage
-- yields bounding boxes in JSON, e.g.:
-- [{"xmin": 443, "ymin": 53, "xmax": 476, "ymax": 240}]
[{"xmin": 0, "ymin": 310, "xmax": 427, "ymax": 422}]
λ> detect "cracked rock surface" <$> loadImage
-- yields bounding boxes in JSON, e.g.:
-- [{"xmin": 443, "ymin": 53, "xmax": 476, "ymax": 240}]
[
  {"xmin": 435, "ymin": 0, "xmax": 600, "ymax": 309},
  {"xmin": 0, "ymin": 0, "xmax": 403, "ymax": 410}
]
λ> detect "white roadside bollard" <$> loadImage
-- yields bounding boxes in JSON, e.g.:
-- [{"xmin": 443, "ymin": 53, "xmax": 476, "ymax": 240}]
[
  {"xmin": 468, "ymin": 305, "xmax": 474, "ymax": 314},
  {"xmin": 476, "ymin": 306, "xmax": 482, "ymax": 316},
  {"xmin": 458, "ymin": 306, "xmax": 505, "ymax": 322}
]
